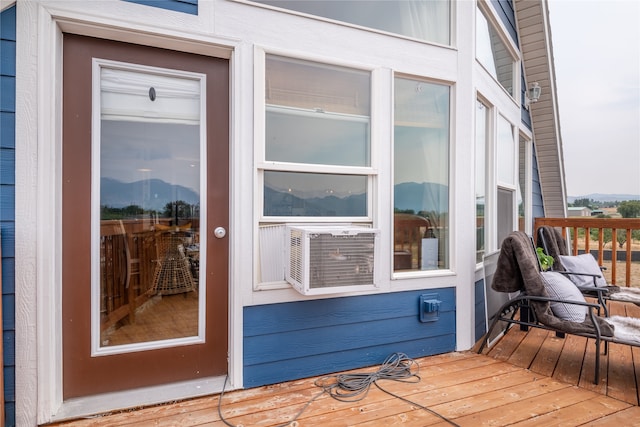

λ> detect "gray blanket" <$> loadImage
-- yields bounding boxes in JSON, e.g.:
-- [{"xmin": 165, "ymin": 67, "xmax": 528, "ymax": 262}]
[{"xmin": 492, "ymin": 231, "xmax": 614, "ymax": 337}]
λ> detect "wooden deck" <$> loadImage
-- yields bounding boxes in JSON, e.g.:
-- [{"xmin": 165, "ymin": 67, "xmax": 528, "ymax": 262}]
[{"xmin": 49, "ymin": 301, "xmax": 640, "ymax": 426}]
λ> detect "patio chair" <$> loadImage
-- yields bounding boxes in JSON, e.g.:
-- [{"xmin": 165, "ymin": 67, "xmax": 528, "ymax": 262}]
[
  {"xmin": 478, "ymin": 230, "xmax": 640, "ymax": 384},
  {"xmin": 536, "ymin": 225, "xmax": 640, "ymax": 314}
]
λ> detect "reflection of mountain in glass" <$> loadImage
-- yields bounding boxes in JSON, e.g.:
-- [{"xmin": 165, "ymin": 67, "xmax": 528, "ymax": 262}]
[
  {"xmin": 264, "ymin": 186, "xmax": 367, "ymax": 216},
  {"xmin": 394, "ymin": 182, "xmax": 448, "ymax": 214},
  {"xmin": 263, "ymin": 182, "xmax": 448, "ymax": 217},
  {"xmin": 101, "ymin": 177, "xmax": 199, "ymax": 211}
]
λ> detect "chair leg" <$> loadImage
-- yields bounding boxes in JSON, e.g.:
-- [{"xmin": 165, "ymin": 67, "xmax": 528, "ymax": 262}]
[
  {"xmin": 594, "ymin": 339, "xmax": 600, "ymax": 385},
  {"xmin": 519, "ymin": 306, "xmax": 530, "ymax": 331}
]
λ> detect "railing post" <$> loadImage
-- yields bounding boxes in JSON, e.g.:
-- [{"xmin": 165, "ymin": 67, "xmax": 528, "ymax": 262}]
[
  {"xmin": 612, "ymin": 228, "xmax": 617, "ymax": 285},
  {"xmin": 627, "ymin": 229, "xmax": 632, "ymax": 287}
]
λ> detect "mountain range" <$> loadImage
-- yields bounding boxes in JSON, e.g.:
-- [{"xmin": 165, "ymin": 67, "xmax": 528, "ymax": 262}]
[
  {"xmin": 264, "ymin": 181, "xmax": 448, "ymax": 216},
  {"xmin": 102, "ymin": 178, "xmax": 451, "ymax": 215},
  {"xmin": 101, "ymin": 177, "xmax": 199, "ymax": 211}
]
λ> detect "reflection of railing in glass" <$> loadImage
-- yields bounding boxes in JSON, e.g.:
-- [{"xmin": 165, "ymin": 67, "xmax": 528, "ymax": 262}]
[{"xmin": 99, "ymin": 220, "xmax": 199, "ymax": 347}]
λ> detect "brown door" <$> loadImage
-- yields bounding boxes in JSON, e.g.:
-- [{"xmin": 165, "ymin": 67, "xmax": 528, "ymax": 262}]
[{"xmin": 62, "ymin": 34, "xmax": 229, "ymax": 398}]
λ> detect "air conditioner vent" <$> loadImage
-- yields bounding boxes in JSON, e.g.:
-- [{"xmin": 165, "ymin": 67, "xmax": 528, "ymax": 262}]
[{"xmin": 285, "ymin": 225, "xmax": 378, "ymax": 295}]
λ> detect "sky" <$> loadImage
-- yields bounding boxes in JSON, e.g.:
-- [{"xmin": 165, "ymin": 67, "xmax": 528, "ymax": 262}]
[{"xmin": 547, "ymin": 0, "xmax": 640, "ymax": 198}]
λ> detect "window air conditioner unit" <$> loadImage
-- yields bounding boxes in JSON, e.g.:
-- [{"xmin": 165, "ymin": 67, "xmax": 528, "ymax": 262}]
[{"xmin": 285, "ymin": 225, "xmax": 379, "ymax": 295}]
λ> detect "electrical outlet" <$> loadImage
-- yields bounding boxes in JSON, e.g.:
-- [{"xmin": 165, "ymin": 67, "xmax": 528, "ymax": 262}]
[{"xmin": 419, "ymin": 293, "xmax": 441, "ymax": 323}]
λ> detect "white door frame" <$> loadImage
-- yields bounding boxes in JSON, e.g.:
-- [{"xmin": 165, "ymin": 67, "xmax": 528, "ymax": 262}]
[{"xmin": 15, "ymin": 2, "xmax": 244, "ymax": 424}]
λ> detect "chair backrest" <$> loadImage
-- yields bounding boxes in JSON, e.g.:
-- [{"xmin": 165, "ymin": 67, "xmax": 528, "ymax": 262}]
[{"xmin": 536, "ymin": 226, "xmax": 568, "ymax": 271}]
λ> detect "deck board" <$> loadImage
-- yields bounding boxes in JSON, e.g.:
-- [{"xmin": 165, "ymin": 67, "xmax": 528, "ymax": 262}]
[{"xmin": 48, "ymin": 301, "xmax": 640, "ymax": 427}]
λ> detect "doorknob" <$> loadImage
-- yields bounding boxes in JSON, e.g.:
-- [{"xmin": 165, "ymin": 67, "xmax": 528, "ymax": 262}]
[{"xmin": 214, "ymin": 227, "xmax": 227, "ymax": 239}]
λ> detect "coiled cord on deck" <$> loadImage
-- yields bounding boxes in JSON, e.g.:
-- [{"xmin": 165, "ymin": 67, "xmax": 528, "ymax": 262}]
[
  {"xmin": 314, "ymin": 352, "xmax": 420, "ymax": 402},
  {"xmin": 218, "ymin": 352, "xmax": 460, "ymax": 427}
]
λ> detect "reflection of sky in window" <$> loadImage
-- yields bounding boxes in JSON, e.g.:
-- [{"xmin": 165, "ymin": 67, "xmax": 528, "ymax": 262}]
[
  {"xmin": 101, "ymin": 120, "xmax": 200, "ymax": 192},
  {"xmin": 497, "ymin": 116, "xmax": 515, "ymax": 185},
  {"xmin": 476, "ymin": 8, "xmax": 497, "ymax": 77},
  {"xmin": 266, "ymin": 110, "xmax": 369, "ymax": 166},
  {"xmin": 394, "ymin": 128, "xmax": 448, "ymax": 185},
  {"xmin": 394, "ymin": 78, "xmax": 449, "ymax": 186},
  {"xmin": 256, "ymin": 1, "xmax": 450, "ymax": 45}
]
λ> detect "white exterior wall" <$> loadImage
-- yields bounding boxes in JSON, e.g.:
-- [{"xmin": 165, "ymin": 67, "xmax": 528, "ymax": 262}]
[{"xmin": 13, "ymin": 0, "xmax": 524, "ymax": 423}]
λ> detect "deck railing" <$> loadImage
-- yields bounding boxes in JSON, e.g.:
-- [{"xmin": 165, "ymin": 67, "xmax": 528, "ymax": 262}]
[{"xmin": 534, "ymin": 217, "xmax": 640, "ymax": 287}]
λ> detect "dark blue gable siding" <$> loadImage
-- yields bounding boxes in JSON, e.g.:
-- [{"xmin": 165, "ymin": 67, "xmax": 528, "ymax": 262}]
[
  {"xmin": 125, "ymin": 0, "xmax": 197, "ymax": 15},
  {"xmin": 491, "ymin": 0, "xmax": 517, "ymax": 45},
  {"xmin": 531, "ymin": 147, "xmax": 544, "ymax": 218},
  {"xmin": 474, "ymin": 279, "xmax": 486, "ymax": 342},
  {"xmin": 0, "ymin": 4, "xmax": 16, "ymax": 426},
  {"xmin": 521, "ymin": 69, "xmax": 533, "ymax": 129},
  {"xmin": 244, "ymin": 288, "xmax": 456, "ymax": 388}
]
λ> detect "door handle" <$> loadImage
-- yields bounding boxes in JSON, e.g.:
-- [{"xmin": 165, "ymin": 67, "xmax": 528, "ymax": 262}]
[{"xmin": 214, "ymin": 227, "xmax": 227, "ymax": 239}]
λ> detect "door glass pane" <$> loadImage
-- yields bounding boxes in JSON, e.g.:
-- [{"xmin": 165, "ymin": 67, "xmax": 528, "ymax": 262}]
[{"xmin": 97, "ymin": 65, "xmax": 203, "ymax": 351}]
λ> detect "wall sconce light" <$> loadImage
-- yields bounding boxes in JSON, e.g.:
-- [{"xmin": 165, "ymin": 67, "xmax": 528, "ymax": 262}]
[
  {"xmin": 529, "ymin": 82, "xmax": 542, "ymax": 102},
  {"xmin": 525, "ymin": 82, "xmax": 541, "ymax": 109}
]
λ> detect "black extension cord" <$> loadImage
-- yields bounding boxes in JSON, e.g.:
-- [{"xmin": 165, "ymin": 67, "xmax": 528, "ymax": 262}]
[{"xmin": 218, "ymin": 352, "xmax": 460, "ymax": 427}]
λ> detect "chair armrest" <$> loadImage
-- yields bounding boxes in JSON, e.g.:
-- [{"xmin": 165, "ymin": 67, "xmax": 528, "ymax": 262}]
[
  {"xmin": 515, "ymin": 294, "xmax": 601, "ymax": 309},
  {"xmin": 557, "ymin": 270, "xmax": 603, "ymax": 287}
]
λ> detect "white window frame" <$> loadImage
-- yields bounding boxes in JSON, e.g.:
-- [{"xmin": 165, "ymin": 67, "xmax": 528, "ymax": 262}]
[
  {"xmin": 254, "ymin": 47, "xmax": 379, "ymax": 224},
  {"xmin": 391, "ymin": 73, "xmax": 454, "ymax": 278},
  {"xmin": 476, "ymin": 1, "xmax": 521, "ymax": 102},
  {"xmin": 235, "ymin": 0, "xmax": 454, "ymax": 47}
]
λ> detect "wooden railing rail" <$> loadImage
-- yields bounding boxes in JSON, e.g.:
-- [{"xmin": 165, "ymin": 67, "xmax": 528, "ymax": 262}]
[{"xmin": 534, "ymin": 217, "xmax": 640, "ymax": 287}]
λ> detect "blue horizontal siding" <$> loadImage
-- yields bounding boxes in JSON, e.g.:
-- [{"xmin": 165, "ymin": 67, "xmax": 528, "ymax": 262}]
[
  {"xmin": 0, "ymin": 76, "xmax": 15, "ymax": 111},
  {"xmin": 0, "ymin": 148, "xmax": 14, "ymax": 185},
  {"xmin": 124, "ymin": 0, "xmax": 197, "ymax": 15},
  {"xmin": 0, "ymin": 113, "xmax": 15, "ymax": 148},
  {"xmin": 1, "ymin": 40, "xmax": 16, "ymax": 76},
  {"xmin": 0, "ymin": 185, "xmax": 15, "ymax": 221},
  {"xmin": 474, "ymin": 279, "xmax": 487, "ymax": 342},
  {"xmin": 491, "ymin": 0, "xmax": 517, "ymax": 45},
  {"xmin": 244, "ymin": 288, "xmax": 456, "ymax": 388},
  {"xmin": 0, "ymin": 6, "xmax": 15, "ymax": 41}
]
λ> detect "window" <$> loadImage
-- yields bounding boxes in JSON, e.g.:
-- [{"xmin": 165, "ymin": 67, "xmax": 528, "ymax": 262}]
[
  {"xmin": 261, "ymin": 55, "xmax": 373, "ymax": 219},
  {"xmin": 497, "ymin": 115, "xmax": 515, "ymax": 185},
  {"xmin": 475, "ymin": 100, "xmax": 488, "ymax": 262},
  {"xmin": 497, "ymin": 187, "xmax": 514, "ymax": 246},
  {"xmin": 476, "ymin": 6, "xmax": 515, "ymax": 97},
  {"xmin": 497, "ymin": 115, "xmax": 516, "ymax": 247},
  {"xmin": 252, "ymin": 0, "xmax": 450, "ymax": 45},
  {"xmin": 393, "ymin": 77, "xmax": 450, "ymax": 272},
  {"xmin": 518, "ymin": 134, "xmax": 531, "ymax": 233}
]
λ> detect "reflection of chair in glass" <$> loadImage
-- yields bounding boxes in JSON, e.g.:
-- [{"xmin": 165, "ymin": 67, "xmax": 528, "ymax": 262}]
[
  {"xmin": 151, "ymin": 231, "xmax": 197, "ymax": 295},
  {"xmin": 394, "ymin": 213, "xmax": 433, "ymax": 270}
]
